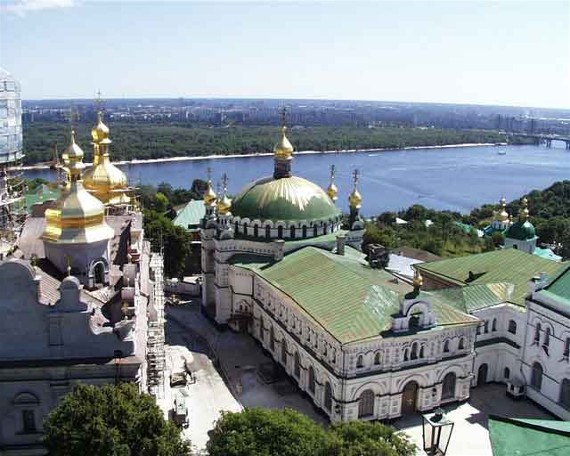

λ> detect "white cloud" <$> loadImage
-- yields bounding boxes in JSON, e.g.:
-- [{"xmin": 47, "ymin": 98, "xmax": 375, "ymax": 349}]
[{"xmin": 2, "ymin": 0, "xmax": 76, "ymax": 15}]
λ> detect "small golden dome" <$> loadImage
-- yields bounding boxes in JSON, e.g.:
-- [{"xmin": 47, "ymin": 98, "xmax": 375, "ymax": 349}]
[
  {"xmin": 413, "ymin": 269, "xmax": 423, "ymax": 289},
  {"xmin": 327, "ymin": 182, "xmax": 338, "ymax": 201},
  {"xmin": 498, "ymin": 196, "xmax": 509, "ymax": 223},
  {"xmin": 204, "ymin": 182, "xmax": 217, "ymax": 206},
  {"xmin": 519, "ymin": 197, "xmax": 530, "ymax": 220},
  {"xmin": 274, "ymin": 126, "xmax": 294, "ymax": 159},
  {"xmin": 217, "ymin": 194, "xmax": 232, "ymax": 215},
  {"xmin": 348, "ymin": 188, "xmax": 362, "ymax": 209},
  {"xmin": 91, "ymin": 111, "xmax": 109, "ymax": 143}
]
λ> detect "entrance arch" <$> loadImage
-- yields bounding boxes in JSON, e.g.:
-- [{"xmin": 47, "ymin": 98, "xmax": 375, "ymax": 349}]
[
  {"xmin": 477, "ymin": 364, "xmax": 488, "ymax": 386},
  {"xmin": 358, "ymin": 389, "xmax": 375, "ymax": 418},
  {"xmin": 441, "ymin": 372, "xmax": 457, "ymax": 400},
  {"xmin": 401, "ymin": 381, "xmax": 418, "ymax": 415}
]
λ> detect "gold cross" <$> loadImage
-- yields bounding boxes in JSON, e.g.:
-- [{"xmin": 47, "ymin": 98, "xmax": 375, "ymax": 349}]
[{"xmin": 280, "ymin": 106, "xmax": 287, "ymax": 127}]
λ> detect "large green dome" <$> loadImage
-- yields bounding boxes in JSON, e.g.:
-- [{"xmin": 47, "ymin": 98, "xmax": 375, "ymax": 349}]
[
  {"xmin": 505, "ymin": 220, "xmax": 536, "ymax": 241},
  {"xmin": 232, "ymin": 175, "xmax": 341, "ymax": 222}
]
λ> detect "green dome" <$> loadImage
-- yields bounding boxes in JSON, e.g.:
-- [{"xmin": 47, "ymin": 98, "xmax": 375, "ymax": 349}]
[
  {"xmin": 505, "ymin": 220, "xmax": 536, "ymax": 241},
  {"xmin": 232, "ymin": 175, "xmax": 341, "ymax": 222}
]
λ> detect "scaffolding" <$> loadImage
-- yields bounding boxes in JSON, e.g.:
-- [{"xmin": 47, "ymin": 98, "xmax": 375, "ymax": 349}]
[{"xmin": 147, "ymin": 252, "xmax": 166, "ymax": 398}]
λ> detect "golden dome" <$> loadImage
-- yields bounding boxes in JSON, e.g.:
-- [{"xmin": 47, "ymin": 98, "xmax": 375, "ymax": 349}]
[
  {"xmin": 326, "ymin": 164, "xmax": 338, "ymax": 202},
  {"xmin": 217, "ymin": 194, "xmax": 232, "ymax": 215},
  {"xmin": 273, "ymin": 126, "xmax": 294, "ymax": 159},
  {"xmin": 413, "ymin": 269, "xmax": 423, "ymax": 289},
  {"xmin": 348, "ymin": 169, "xmax": 362, "ymax": 209},
  {"xmin": 519, "ymin": 197, "xmax": 530, "ymax": 220},
  {"xmin": 91, "ymin": 111, "xmax": 109, "ymax": 143},
  {"xmin": 204, "ymin": 181, "xmax": 217, "ymax": 206},
  {"xmin": 42, "ymin": 132, "xmax": 114, "ymax": 244},
  {"xmin": 498, "ymin": 196, "xmax": 509, "ymax": 223}
]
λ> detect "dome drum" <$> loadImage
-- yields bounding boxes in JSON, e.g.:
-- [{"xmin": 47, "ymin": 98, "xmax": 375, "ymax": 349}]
[{"xmin": 230, "ymin": 215, "xmax": 342, "ymax": 241}]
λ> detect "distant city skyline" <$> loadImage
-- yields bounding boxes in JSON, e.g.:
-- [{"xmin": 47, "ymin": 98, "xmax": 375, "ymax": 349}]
[{"xmin": 1, "ymin": 0, "xmax": 569, "ymax": 109}]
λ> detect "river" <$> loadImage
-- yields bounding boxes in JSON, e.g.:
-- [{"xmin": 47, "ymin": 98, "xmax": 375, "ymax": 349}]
[{"xmin": 24, "ymin": 144, "xmax": 569, "ymax": 215}]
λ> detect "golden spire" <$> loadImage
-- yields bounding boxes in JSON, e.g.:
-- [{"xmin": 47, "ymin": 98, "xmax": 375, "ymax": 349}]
[
  {"xmin": 217, "ymin": 173, "xmax": 232, "ymax": 215},
  {"xmin": 498, "ymin": 196, "xmax": 509, "ymax": 223},
  {"xmin": 519, "ymin": 197, "xmax": 530, "ymax": 221},
  {"xmin": 348, "ymin": 169, "xmax": 362, "ymax": 209},
  {"xmin": 203, "ymin": 167, "xmax": 217, "ymax": 206},
  {"xmin": 326, "ymin": 164, "xmax": 338, "ymax": 202},
  {"xmin": 273, "ymin": 107, "xmax": 294, "ymax": 159},
  {"xmin": 413, "ymin": 268, "xmax": 423, "ymax": 290}
]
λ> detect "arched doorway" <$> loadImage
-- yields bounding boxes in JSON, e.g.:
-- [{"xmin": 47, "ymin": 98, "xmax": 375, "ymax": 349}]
[
  {"xmin": 441, "ymin": 372, "xmax": 457, "ymax": 400},
  {"xmin": 358, "ymin": 389, "xmax": 375, "ymax": 418},
  {"xmin": 401, "ymin": 381, "xmax": 418, "ymax": 415},
  {"xmin": 477, "ymin": 364, "xmax": 488, "ymax": 386},
  {"xmin": 324, "ymin": 382, "xmax": 332, "ymax": 411},
  {"xmin": 93, "ymin": 262, "xmax": 105, "ymax": 285},
  {"xmin": 531, "ymin": 362, "xmax": 543, "ymax": 391}
]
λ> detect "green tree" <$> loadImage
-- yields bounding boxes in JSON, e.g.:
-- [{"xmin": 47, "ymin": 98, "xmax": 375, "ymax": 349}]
[
  {"xmin": 206, "ymin": 408, "xmax": 330, "ymax": 456},
  {"xmin": 328, "ymin": 421, "xmax": 416, "ymax": 456},
  {"xmin": 43, "ymin": 383, "xmax": 189, "ymax": 456}
]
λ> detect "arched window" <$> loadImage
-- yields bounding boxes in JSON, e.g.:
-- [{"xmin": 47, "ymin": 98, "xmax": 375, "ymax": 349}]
[
  {"xmin": 308, "ymin": 366, "xmax": 316, "ymax": 394},
  {"xmin": 411, "ymin": 342, "xmax": 418, "ymax": 360},
  {"xmin": 94, "ymin": 262, "xmax": 105, "ymax": 285},
  {"xmin": 294, "ymin": 352, "xmax": 301, "ymax": 378},
  {"xmin": 531, "ymin": 362, "xmax": 543, "ymax": 390},
  {"xmin": 374, "ymin": 352, "xmax": 381, "ymax": 365},
  {"xmin": 409, "ymin": 314, "xmax": 420, "ymax": 330},
  {"xmin": 302, "ymin": 226, "xmax": 307, "ymax": 238},
  {"xmin": 243, "ymin": 223, "xmax": 248, "ymax": 236},
  {"xmin": 459, "ymin": 338, "xmax": 465, "ymax": 350},
  {"xmin": 234, "ymin": 221, "xmax": 239, "ymax": 233},
  {"xmin": 290, "ymin": 226, "xmax": 296, "ymax": 239},
  {"xmin": 323, "ymin": 224, "xmax": 328, "ymax": 235},
  {"xmin": 277, "ymin": 226, "xmax": 283, "ymax": 239},
  {"xmin": 441, "ymin": 372, "xmax": 457, "ymax": 400},
  {"xmin": 543, "ymin": 328, "xmax": 551, "ymax": 354},
  {"xmin": 560, "ymin": 378, "xmax": 570, "ymax": 411},
  {"xmin": 259, "ymin": 316, "xmax": 265, "ymax": 341},
  {"xmin": 356, "ymin": 355, "xmax": 364, "ymax": 368},
  {"xmin": 403, "ymin": 349, "xmax": 409, "ymax": 361},
  {"xmin": 508, "ymin": 320, "xmax": 517, "ymax": 334},
  {"xmin": 492, "ymin": 318, "xmax": 497, "ymax": 332},
  {"xmin": 534, "ymin": 323, "xmax": 541, "ymax": 344},
  {"xmin": 265, "ymin": 225, "xmax": 271, "ymax": 239},
  {"xmin": 13, "ymin": 393, "xmax": 40, "ymax": 434},
  {"xmin": 313, "ymin": 225, "xmax": 318, "ymax": 237},
  {"xmin": 564, "ymin": 338, "xmax": 570, "ymax": 359},
  {"xmin": 484, "ymin": 320, "xmax": 489, "ymax": 333},
  {"xmin": 269, "ymin": 326, "xmax": 275, "ymax": 351},
  {"xmin": 253, "ymin": 225, "xmax": 259, "ymax": 237},
  {"xmin": 358, "ymin": 389, "xmax": 375, "ymax": 418},
  {"xmin": 504, "ymin": 367, "xmax": 510, "ymax": 379},
  {"xmin": 324, "ymin": 382, "xmax": 332, "ymax": 411},
  {"xmin": 419, "ymin": 345, "xmax": 425, "ymax": 358},
  {"xmin": 281, "ymin": 339, "xmax": 287, "ymax": 364},
  {"xmin": 443, "ymin": 340, "xmax": 450, "ymax": 353}
]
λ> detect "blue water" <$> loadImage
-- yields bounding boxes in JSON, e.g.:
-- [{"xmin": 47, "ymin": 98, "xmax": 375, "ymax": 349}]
[{"xmin": 24, "ymin": 144, "xmax": 570, "ymax": 215}]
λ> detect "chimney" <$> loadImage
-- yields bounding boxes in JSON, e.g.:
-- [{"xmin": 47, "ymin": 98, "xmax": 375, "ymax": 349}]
[
  {"xmin": 336, "ymin": 234, "xmax": 346, "ymax": 256},
  {"xmin": 273, "ymin": 239, "xmax": 285, "ymax": 262}
]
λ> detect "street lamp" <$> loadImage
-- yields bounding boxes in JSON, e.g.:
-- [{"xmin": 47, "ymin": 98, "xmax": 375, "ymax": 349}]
[{"xmin": 422, "ymin": 408, "xmax": 454, "ymax": 456}]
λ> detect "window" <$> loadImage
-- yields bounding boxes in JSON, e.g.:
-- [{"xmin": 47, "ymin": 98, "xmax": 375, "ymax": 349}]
[
  {"xmin": 374, "ymin": 352, "xmax": 381, "ymax": 365},
  {"xmin": 22, "ymin": 410, "xmax": 36, "ymax": 433},
  {"xmin": 281, "ymin": 339, "xmax": 287, "ymax": 364},
  {"xmin": 302, "ymin": 226, "xmax": 307, "ymax": 238},
  {"xmin": 543, "ymin": 328, "xmax": 551, "ymax": 355},
  {"xmin": 443, "ymin": 340, "xmax": 450, "ymax": 353},
  {"xmin": 313, "ymin": 226, "xmax": 318, "ymax": 237},
  {"xmin": 308, "ymin": 366, "xmax": 316, "ymax": 394},
  {"xmin": 243, "ymin": 223, "xmax": 248, "ymax": 235},
  {"xmin": 265, "ymin": 225, "xmax": 271, "ymax": 239},
  {"xmin": 492, "ymin": 318, "xmax": 497, "ymax": 332},
  {"xmin": 294, "ymin": 352, "xmax": 301, "ymax": 378},
  {"xmin": 356, "ymin": 355, "xmax": 364, "ymax": 368},
  {"xmin": 508, "ymin": 320, "xmax": 517, "ymax": 335},
  {"xmin": 484, "ymin": 320, "xmax": 489, "ymax": 333},
  {"xmin": 411, "ymin": 343, "xmax": 418, "ymax": 360},
  {"xmin": 277, "ymin": 226, "xmax": 283, "ymax": 239},
  {"xmin": 531, "ymin": 362, "xmax": 543, "ymax": 390},
  {"xmin": 409, "ymin": 314, "xmax": 420, "ymax": 330},
  {"xmin": 403, "ymin": 349, "xmax": 409, "ymax": 361},
  {"xmin": 234, "ymin": 221, "xmax": 239, "ymax": 233},
  {"xmin": 441, "ymin": 373, "xmax": 456, "ymax": 400},
  {"xmin": 269, "ymin": 326, "xmax": 275, "ymax": 351},
  {"xmin": 476, "ymin": 325, "xmax": 481, "ymax": 335},
  {"xmin": 560, "ymin": 379, "xmax": 570, "ymax": 411},
  {"xmin": 459, "ymin": 338, "xmax": 465, "ymax": 350},
  {"xmin": 504, "ymin": 367, "xmax": 510, "ymax": 379},
  {"xmin": 358, "ymin": 389, "xmax": 375, "ymax": 418},
  {"xmin": 324, "ymin": 382, "xmax": 332, "ymax": 411},
  {"xmin": 534, "ymin": 323, "xmax": 541, "ymax": 345},
  {"xmin": 564, "ymin": 338, "xmax": 570, "ymax": 360},
  {"xmin": 253, "ymin": 225, "xmax": 259, "ymax": 237},
  {"xmin": 419, "ymin": 345, "xmax": 425, "ymax": 358},
  {"xmin": 259, "ymin": 316, "xmax": 265, "ymax": 341},
  {"xmin": 290, "ymin": 226, "xmax": 296, "ymax": 239}
]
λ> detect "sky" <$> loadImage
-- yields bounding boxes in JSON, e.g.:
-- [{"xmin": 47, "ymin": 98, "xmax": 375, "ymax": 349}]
[{"xmin": 1, "ymin": 0, "xmax": 569, "ymax": 109}]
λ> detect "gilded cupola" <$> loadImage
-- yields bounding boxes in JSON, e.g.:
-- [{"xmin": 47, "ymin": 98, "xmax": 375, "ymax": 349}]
[
  {"xmin": 42, "ymin": 131, "xmax": 114, "ymax": 244},
  {"xmin": 273, "ymin": 125, "xmax": 294, "ymax": 159},
  {"xmin": 348, "ymin": 169, "xmax": 362, "ymax": 209},
  {"xmin": 83, "ymin": 112, "xmax": 129, "ymax": 205},
  {"xmin": 326, "ymin": 164, "xmax": 338, "ymax": 202},
  {"xmin": 203, "ymin": 168, "xmax": 217, "ymax": 207},
  {"xmin": 216, "ymin": 174, "xmax": 232, "ymax": 215}
]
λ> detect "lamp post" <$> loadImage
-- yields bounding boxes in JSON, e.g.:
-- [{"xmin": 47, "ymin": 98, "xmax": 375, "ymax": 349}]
[{"xmin": 422, "ymin": 408, "xmax": 454, "ymax": 456}]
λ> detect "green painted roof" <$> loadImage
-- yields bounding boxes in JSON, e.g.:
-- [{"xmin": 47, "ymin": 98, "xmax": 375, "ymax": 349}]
[
  {"xmin": 236, "ymin": 246, "xmax": 477, "ymax": 344},
  {"xmin": 488, "ymin": 416, "xmax": 570, "ymax": 456},
  {"xmin": 416, "ymin": 248, "xmax": 564, "ymax": 307},
  {"xmin": 534, "ymin": 247, "xmax": 562, "ymax": 262},
  {"xmin": 505, "ymin": 220, "xmax": 536, "ymax": 241},
  {"xmin": 24, "ymin": 185, "xmax": 61, "ymax": 210},
  {"xmin": 232, "ymin": 175, "xmax": 341, "ymax": 222},
  {"xmin": 173, "ymin": 200, "xmax": 206, "ymax": 230},
  {"xmin": 421, "ymin": 282, "xmax": 515, "ymax": 313},
  {"xmin": 538, "ymin": 263, "xmax": 570, "ymax": 308}
]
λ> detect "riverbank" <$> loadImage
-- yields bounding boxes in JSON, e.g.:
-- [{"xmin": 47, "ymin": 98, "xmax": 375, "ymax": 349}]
[{"xmin": 15, "ymin": 142, "xmax": 505, "ymax": 171}]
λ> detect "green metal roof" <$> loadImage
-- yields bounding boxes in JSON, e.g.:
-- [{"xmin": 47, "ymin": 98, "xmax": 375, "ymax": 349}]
[
  {"xmin": 488, "ymin": 416, "xmax": 570, "ymax": 456},
  {"xmin": 24, "ymin": 185, "xmax": 61, "ymax": 210},
  {"xmin": 416, "ymin": 248, "xmax": 564, "ymax": 307},
  {"xmin": 421, "ymin": 282, "xmax": 515, "ymax": 313},
  {"xmin": 236, "ymin": 246, "xmax": 477, "ymax": 344},
  {"xmin": 173, "ymin": 200, "xmax": 206, "ymax": 230},
  {"xmin": 231, "ymin": 175, "xmax": 341, "ymax": 222},
  {"xmin": 538, "ymin": 263, "xmax": 570, "ymax": 308},
  {"xmin": 534, "ymin": 247, "xmax": 562, "ymax": 262}
]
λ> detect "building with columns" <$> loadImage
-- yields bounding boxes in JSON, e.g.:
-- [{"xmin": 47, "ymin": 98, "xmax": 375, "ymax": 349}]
[{"xmin": 0, "ymin": 115, "xmax": 164, "ymax": 455}]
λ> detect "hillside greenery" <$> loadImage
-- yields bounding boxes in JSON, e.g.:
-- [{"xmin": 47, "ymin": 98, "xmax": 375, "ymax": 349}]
[{"xmin": 22, "ymin": 121, "xmax": 504, "ymax": 165}]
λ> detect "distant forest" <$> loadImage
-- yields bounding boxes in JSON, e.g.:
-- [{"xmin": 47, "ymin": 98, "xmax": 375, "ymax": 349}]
[{"xmin": 22, "ymin": 122, "xmax": 505, "ymax": 165}]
